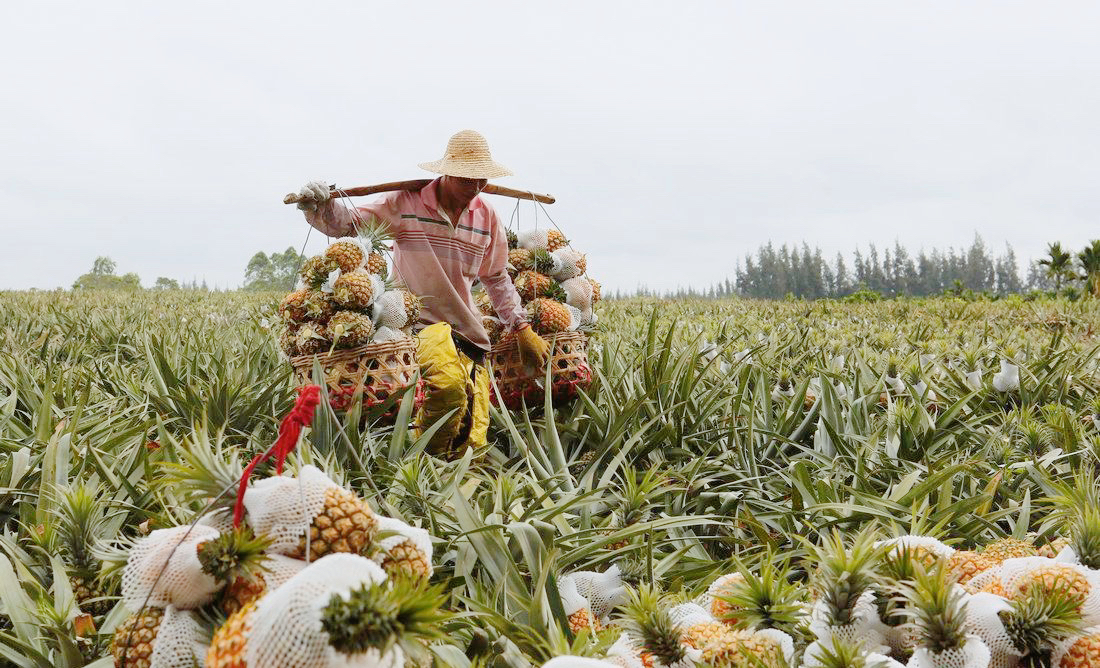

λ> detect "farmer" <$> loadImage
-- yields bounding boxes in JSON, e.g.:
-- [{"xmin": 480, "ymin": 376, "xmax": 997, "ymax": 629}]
[{"xmin": 294, "ymin": 129, "xmax": 551, "ymax": 458}]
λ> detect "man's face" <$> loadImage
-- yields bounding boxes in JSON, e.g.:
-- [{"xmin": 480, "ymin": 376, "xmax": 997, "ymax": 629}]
[{"xmin": 443, "ymin": 175, "xmax": 488, "ymax": 202}]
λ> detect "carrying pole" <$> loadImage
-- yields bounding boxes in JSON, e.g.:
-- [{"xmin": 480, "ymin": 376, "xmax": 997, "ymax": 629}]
[{"xmin": 283, "ymin": 179, "xmax": 555, "ymax": 205}]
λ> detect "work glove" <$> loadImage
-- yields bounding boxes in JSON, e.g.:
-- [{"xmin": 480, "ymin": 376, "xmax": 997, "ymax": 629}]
[
  {"xmin": 296, "ymin": 180, "xmax": 331, "ymax": 212},
  {"xmin": 515, "ymin": 324, "xmax": 551, "ymax": 368}
]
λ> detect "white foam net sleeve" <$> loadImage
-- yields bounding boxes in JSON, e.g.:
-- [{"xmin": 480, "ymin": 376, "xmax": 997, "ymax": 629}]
[
  {"xmin": 1056, "ymin": 545, "xmax": 1080, "ymax": 564},
  {"xmin": 518, "ymin": 229, "xmax": 550, "ymax": 251},
  {"xmin": 371, "ymin": 326, "xmax": 407, "ymax": 343},
  {"xmin": 877, "ymin": 535, "xmax": 956, "ymax": 559},
  {"xmin": 243, "ymin": 465, "xmax": 338, "ymax": 557},
  {"xmin": 541, "ymin": 658, "xmax": 620, "ymax": 668},
  {"xmin": 807, "ymin": 591, "xmax": 890, "ymax": 655},
  {"xmin": 246, "ymin": 554, "xmax": 400, "ymax": 668},
  {"xmin": 556, "ymin": 574, "xmax": 590, "ymax": 616},
  {"xmin": 566, "ymin": 565, "xmax": 627, "ymax": 620},
  {"xmin": 756, "ymin": 628, "xmax": 796, "ymax": 664},
  {"xmin": 368, "ymin": 274, "xmax": 386, "ymax": 307},
  {"xmin": 995, "ymin": 557, "xmax": 1100, "ymax": 624},
  {"xmin": 196, "ymin": 509, "xmax": 236, "ymax": 534},
  {"xmin": 265, "ymin": 554, "xmax": 310, "ymax": 591},
  {"xmin": 149, "ymin": 605, "xmax": 207, "ymax": 668},
  {"xmin": 550, "ymin": 249, "xmax": 585, "ymax": 280},
  {"xmin": 371, "ymin": 291, "xmax": 408, "ymax": 330},
  {"xmin": 373, "ymin": 515, "xmax": 433, "ymax": 575},
  {"xmin": 122, "ymin": 525, "xmax": 221, "ymax": 610},
  {"xmin": 668, "ymin": 602, "xmax": 715, "ymax": 629},
  {"xmin": 564, "ymin": 304, "xmax": 583, "ymax": 332},
  {"xmin": 963, "ymin": 592, "xmax": 1019, "ymax": 665},
  {"xmin": 562, "ymin": 277, "xmax": 594, "ymax": 312},
  {"xmin": 867, "ymin": 652, "xmax": 909, "ymax": 668},
  {"xmin": 906, "ymin": 635, "xmax": 991, "ymax": 668}
]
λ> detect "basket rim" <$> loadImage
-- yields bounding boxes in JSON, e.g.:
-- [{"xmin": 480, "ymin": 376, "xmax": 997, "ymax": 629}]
[
  {"xmin": 290, "ymin": 336, "xmax": 418, "ymax": 368},
  {"xmin": 490, "ymin": 330, "xmax": 588, "ymax": 354}
]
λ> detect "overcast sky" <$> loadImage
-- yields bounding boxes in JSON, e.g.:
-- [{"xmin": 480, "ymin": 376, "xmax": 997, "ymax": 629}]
[{"xmin": 2, "ymin": 1, "xmax": 1098, "ymax": 292}]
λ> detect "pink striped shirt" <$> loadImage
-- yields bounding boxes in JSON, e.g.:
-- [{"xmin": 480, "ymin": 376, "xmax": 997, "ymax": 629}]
[{"xmin": 303, "ymin": 178, "xmax": 526, "ymax": 351}]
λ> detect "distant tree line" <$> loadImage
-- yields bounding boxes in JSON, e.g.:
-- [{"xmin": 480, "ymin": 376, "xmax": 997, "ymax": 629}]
[{"xmin": 71, "ymin": 256, "xmax": 212, "ymax": 291}]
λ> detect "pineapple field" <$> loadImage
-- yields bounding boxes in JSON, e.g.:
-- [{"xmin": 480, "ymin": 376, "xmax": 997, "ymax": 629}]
[{"xmin": 4, "ymin": 289, "xmax": 1100, "ymax": 668}]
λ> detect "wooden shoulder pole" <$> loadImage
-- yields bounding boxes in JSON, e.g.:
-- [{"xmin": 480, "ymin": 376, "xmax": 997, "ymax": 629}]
[{"xmin": 283, "ymin": 179, "xmax": 555, "ymax": 205}]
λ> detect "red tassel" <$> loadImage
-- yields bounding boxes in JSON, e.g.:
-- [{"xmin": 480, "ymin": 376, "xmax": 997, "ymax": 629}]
[{"xmin": 232, "ymin": 385, "xmax": 323, "ymax": 528}]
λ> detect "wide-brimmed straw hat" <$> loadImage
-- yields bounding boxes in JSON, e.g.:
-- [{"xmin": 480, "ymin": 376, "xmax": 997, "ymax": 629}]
[{"xmin": 418, "ymin": 130, "xmax": 513, "ymax": 179}]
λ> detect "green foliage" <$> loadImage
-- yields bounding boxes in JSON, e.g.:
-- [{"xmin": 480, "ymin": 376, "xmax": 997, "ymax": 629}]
[
  {"xmin": 71, "ymin": 256, "xmax": 142, "ymax": 291},
  {"xmin": 244, "ymin": 246, "xmax": 301, "ymax": 291}
]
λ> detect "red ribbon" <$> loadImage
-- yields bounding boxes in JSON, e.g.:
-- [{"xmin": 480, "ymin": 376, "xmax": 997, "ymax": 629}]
[{"xmin": 232, "ymin": 384, "xmax": 322, "ymax": 528}]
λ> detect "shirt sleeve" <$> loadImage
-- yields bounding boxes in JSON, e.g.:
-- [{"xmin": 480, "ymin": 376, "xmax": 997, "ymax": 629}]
[
  {"xmin": 303, "ymin": 192, "xmax": 405, "ymax": 238},
  {"xmin": 478, "ymin": 211, "xmax": 528, "ymax": 329}
]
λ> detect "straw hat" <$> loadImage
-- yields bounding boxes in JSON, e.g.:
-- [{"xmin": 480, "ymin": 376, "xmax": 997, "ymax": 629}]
[{"xmin": 418, "ymin": 130, "xmax": 513, "ymax": 179}]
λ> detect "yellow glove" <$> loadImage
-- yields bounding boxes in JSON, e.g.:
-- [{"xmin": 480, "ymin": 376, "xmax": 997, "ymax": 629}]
[{"xmin": 515, "ymin": 324, "xmax": 551, "ymax": 367}]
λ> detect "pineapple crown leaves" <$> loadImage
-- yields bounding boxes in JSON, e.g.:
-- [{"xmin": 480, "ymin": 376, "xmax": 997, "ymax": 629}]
[
  {"xmin": 50, "ymin": 484, "xmax": 120, "ymax": 571},
  {"xmin": 353, "ymin": 216, "xmax": 395, "ymax": 252},
  {"xmin": 506, "ymin": 228, "xmax": 518, "ymax": 250},
  {"xmin": 1070, "ymin": 506, "xmax": 1100, "ymax": 569},
  {"xmin": 620, "ymin": 584, "xmax": 688, "ymax": 667},
  {"xmin": 158, "ymin": 437, "xmax": 244, "ymax": 515},
  {"xmin": 530, "ymin": 248, "xmax": 557, "ymax": 275},
  {"xmin": 718, "ymin": 556, "xmax": 804, "ymax": 633},
  {"xmin": 899, "ymin": 562, "xmax": 968, "ymax": 654},
  {"xmin": 196, "ymin": 526, "xmax": 272, "ymax": 584},
  {"xmin": 808, "ymin": 635, "xmax": 871, "ymax": 668},
  {"xmin": 999, "ymin": 581, "xmax": 1085, "ymax": 661},
  {"xmin": 320, "ymin": 577, "xmax": 451, "ymax": 662},
  {"xmin": 545, "ymin": 282, "xmax": 568, "ymax": 304},
  {"xmin": 614, "ymin": 467, "xmax": 669, "ymax": 527},
  {"xmin": 803, "ymin": 527, "xmax": 885, "ymax": 626}
]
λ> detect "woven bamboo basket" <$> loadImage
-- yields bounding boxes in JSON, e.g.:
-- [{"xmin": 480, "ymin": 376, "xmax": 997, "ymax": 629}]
[
  {"xmin": 488, "ymin": 330, "xmax": 592, "ymax": 409},
  {"xmin": 290, "ymin": 337, "xmax": 425, "ymax": 414}
]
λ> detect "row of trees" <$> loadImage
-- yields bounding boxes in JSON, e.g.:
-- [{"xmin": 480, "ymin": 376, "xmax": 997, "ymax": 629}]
[
  {"xmin": 721, "ymin": 237, "xmax": 1100, "ymax": 300},
  {"xmin": 71, "ymin": 257, "xmax": 211, "ymax": 291}
]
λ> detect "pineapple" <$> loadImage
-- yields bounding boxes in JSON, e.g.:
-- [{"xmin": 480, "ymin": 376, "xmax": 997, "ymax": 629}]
[
  {"xmin": 721, "ymin": 556, "xmax": 803, "ymax": 634},
  {"xmin": 710, "ymin": 573, "xmax": 747, "ymax": 623},
  {"xmin": 325, "ymin": 238, "xmax": 365, "ymax": 273},
  {"xmin": 809, "ymin": 528, "xmax": 883, "ymax": 627},
  {"xmin": 1009, "ymin": 564, "xmax": 1092, "ymax": 611},
  {"xmin": 301, "ymin": 290, "xmax": 336, "ymax": 323},
  {"xmin": 206, "ymin": 601, "xmax": 257, "ymax": 668},
  {"xmin": 381, "ymin": 539, "xmax": 432, "ymax": 581},
  {"xmin": 333, "ymin": 270, "xmax": 376, "ymax": 309},
  {"xmin": 982, "ymin": 537, "xmax": 1039, "ymax": 563},
  {"xmin": 196, "ymin": 527, "xmax": 272, "ymax": 617},
  {"xmin": 111, "ymin": 606, "xmax": 165, "ymax": 668},
  {"xmin": 299, "ymin": 255, "xmax": 338, "ymax": 290},
  {"xmin": 684, "ymin": 623, "xmax": 783, "ymax": 668},
  {"xmin": 514, "ymin": 270, "xmax": 555, "ymax": 301},
  {"xmin": 528, "ymin": 298, "xmax": 573, "ymax": 335},
  {"xmin": 506, "ymin": 228, "xmax": 519, "ymax": 250},
  {"xmin": 328, "ymin": 310, "xmax": 374, "ymax": 349},
  {"xmin": 54, "ymin": 485, "xmax": 115, "ymax": 617},
  {"xmin": 296, "ymin": 486, "xmax": 379, "ymax": 561},
  {"xmin": 949, "ymin": 550, "xmax": 994, "ymax": 585},
  {"xmin": 293, "ymin": 322, "xmax": 329, "ymax": 356},
  {"xmin": 279, "ymin": 289, "xmax": 311, "ymax": 322},
  {"xmin": 1060, "ymin": 629, "xmax": 1100, "ymax": 668},
  {"xmin": 278, "ymin": 327, "xmax": 299, "ymax": 357},
  {"xmin": 605, "ymin": 467, "xmax": 662, "ymax": 551},
  {"xmin": 508, "ymin": 248, "xmax": 534, "ymax": 273},
  {"xmin": 475, "ymin": 291, "xmax": 495, "ymax": 317},
  {"xmin": 1001, "ymin": 582, "xmax": 1085, "ymax": 668},
  {"xmin": 545, "ymin": 228, "xmax": 568, "ymax": 252},
  {"xmin": 589, "ymin": 279, "xmax": 602, "ymax": 304},
  {"xmin": 365, "ymin": 251, "xmax": 387, "ymax": 277},
  {"xmin": 1040, "ymin": 537, "xmax": 1071, "ymax": 560},
  {"xmin": 400, "ymin": 290, "xmax": 424, "ymax": 326},
  {"xmin": 1070, "ymin": 508, "xmax": 1100, "ymax": 569},
  {"xmin": 568, "ymin": 606, "xmax": 603, "ymax": 633},
  {"xmin": 621, "ymin": 585, "xmax": 689, "ymax": 668},
  {"xmin": 319, "ymin": 578, "xmax": 449, "ymax": 667}
]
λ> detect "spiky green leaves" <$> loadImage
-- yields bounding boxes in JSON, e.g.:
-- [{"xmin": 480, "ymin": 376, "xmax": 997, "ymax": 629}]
[
  {"xmin": 321, "ymin": 577, "xmax": 450, "ymax": 663},
  {"xmin": 1000, "ymin": 582, "xmax": 1084, "ymax": 668},
  {"xmin": 1070, "ymin": 507, "xmax": 1100, "ymax": 569},
  {"xmin": 720, "ymin": 556, "xmax": 804, "ymax": 633},
  {"xmin": 809, "ymin": 635, "xmax": 871, "ymax": 668},
  {"xmin": 621, "ymin": 584, "xmax": 687, "ymax": 668},
  {"xmin": 807, "ymin": 529, "xmax": 884, "ymax": 627},
  {"xmin": 196, "ymin": 527, "xmax": 271, "ymax": 584},
  {"xmin": 902, "ymin": 563, "xmax": 967, "ymax": 654}
]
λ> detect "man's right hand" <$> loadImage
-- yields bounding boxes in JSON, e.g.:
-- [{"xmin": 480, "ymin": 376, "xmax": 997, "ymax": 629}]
[{"xmin": 296, "ymin": 180, "xmax": 331, "ymax": 212}]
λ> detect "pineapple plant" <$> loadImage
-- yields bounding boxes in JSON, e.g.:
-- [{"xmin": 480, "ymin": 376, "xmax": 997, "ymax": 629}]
[
  {"xmin": 111, "ymin": 606, "xmax": 165, "ymax": 668},
  {"xmin": 325, "ymin": 237, "xmax": 366, "ymax": 273},
  {"xmin": 1070, "ymin": 508, "xmax": 1100, "ymax": 569},
  {"xmin": 328, "ymin": 310, "xmax": 375, "ymax": 349},
  {"xmin": 54, "ymin": 485, "xmax": 116, "ymax": 617},
  {"xmin": 1040, "ymin": 537, "xmax": 1071, "ymax": 560},
  {"xmin": 528, "ymin": 297, "xmax": 573, "ymax": 335},
  {"xmin": 333, "ymin": 270, "xmax": 376, "ymax": 309},
  {"xmin": 1001, "ymin": 582, "xmax": 1085, "ymax": 668},
  {"xmin": 604, "ymin": 467, "xmax": 663, "ymax": 550}
]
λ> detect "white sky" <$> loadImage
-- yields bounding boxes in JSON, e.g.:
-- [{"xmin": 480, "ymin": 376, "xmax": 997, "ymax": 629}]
[{"xmin": 2, "ymin": 1, "xmax": 1098, "ymax": 291}]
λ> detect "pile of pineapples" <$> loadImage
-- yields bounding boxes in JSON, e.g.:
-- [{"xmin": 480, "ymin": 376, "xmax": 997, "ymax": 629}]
[
  {"xmin": 278, "ymin": 226, "xmax": 423, "ymax": 357},
  {"xmin": 554, "ymin": 517, "xmax": 1100, "ymax": 668},
  {"xmin": 107, "ymin": 454, "xmax": 443, "ymax": 668},
  {"xmin": 478, "ymin": 227, "xmax": 601, "ymax": 345}
]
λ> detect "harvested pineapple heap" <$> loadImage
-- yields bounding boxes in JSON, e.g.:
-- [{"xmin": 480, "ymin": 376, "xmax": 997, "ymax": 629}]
[
  {"xmin": 553, "ymin": 525, "xmax": 1100, "ymax": 668},
  {"xmin": 279, "ymin": 227, "xmax": 424, "ymax": 357},
  {"xmin": 478, "ymin": 227, "xmax": 601, "ymax": 344},
  {"xmin": 108, "ymin": 462, "xmax": 443, "ymax": 668}
]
